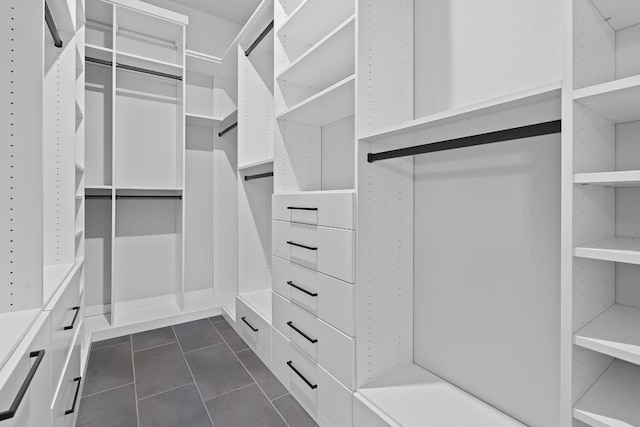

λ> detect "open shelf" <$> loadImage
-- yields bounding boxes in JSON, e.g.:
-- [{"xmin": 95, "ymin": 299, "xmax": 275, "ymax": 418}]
[
  {"xmin": 276, "ymin": 75, "xmax": 355, "ymax": 125},
  {"xmin": 573, "ymin": 360, "xmax": 640, "ymax": 426},
  {"xmin": 574, "ymin": 304, "xmax": 640, "ymax": 366},
  {"xmin": 238, "ymin": 289, "xmax": 272, "ymax": 323},
  {"xmin": 277, "ymin": 0, "xmax": 354, "ymax": 47},
  {"xmin": 574, "ymin": 171, "xmax": 640, "ymax": 187},
  {"xmin": 75, "ymin": 229, "xmax": 83, "ymax": 240},
  {"xmin": 361, "ymin": 82, "xmax": 562, "ymax": 142},
  {"xmin": 186, "ymin": 113, "xmax": 221, "ymax": 128},
  {"xmin": 355, "ymin": 364, "xmax": 525, "ymax": 426},
  {"xmin": 75, "ymin": 162, "xmax": 85, "ymax": 173},
  {"xmin": 238, "ymin": 158, "xmax": 274, "ymax": 171},
  {"xmin": 116, "ymin": 51, "xmax": 183, "ymax": 79},
  {"xmin": 276, "ymin": 16, "xmax": 354, "ymax": 90},
  {"xmin": 574, "ymin": 237, "xmax": 640, "ymax": 265},
  {"xmin": 588, "ymin": 0, "xmax": 640, "ymax": 32},
  {"xmin": 573, "ymin": 75, "xmax": 640, "ymax": 124},
  {"xmin": 85, "ymin": 43, "xmax": 113, "ymax": 63},
  {"xmin": 185, "ymin": 50, "xmax": 222, "ymax": 76}
]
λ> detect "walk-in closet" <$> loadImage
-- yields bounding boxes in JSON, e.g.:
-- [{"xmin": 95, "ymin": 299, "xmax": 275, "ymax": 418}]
[{"xmin": 1, "ymin": 0, "xmax": 639, "ymax": 426}]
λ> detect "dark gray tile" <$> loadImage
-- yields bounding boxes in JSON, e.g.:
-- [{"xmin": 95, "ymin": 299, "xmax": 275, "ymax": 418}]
[
  {"xmin": 236, "ymin": 349, "xmax": 287, "ymax": 400},
  {"xmin": 134, "ymin": 342, "xmax": 193, "ymax": 399},
  {"xmin": 82, "ymin": 343, "xmax": 133, "ymax": 397},
  {"xmin": 209, "ymin": 315, "xmax": 225, "ymax": 323},
  {"xmin": 138, "ymin": 383, "xmax": 211, "ymax": 427},
  {"xmin": 77, "ymin": 383, "xmax": 137, "ymax": 427},
  {"xmin": 92, "ymin": 335, "xmax": 131, "ymax": 351},
  {"xmin": 206, "ymin": 384, "xmax": 287, "ymax": 427},
  {"xmin": 273, "ymin": 394, "xmax": 318, "ymax": 427},
  {"xmin": 213, "ymin": 320, "xmax": 249, "ymax": 352},
  {"xmin": 132, "ymin": 326, "xmax": 177, "ymax": 352},
  {"xmin": 185, "ymin": 343, "xmax": 253, "ymax": 401},
  {"xmin": 173, "ymin": 319, "xmax": 223, "ymax": 353}
]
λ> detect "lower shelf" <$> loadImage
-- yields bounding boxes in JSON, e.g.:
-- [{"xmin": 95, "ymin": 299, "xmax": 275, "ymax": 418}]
[
  {"xmin": 573, "ymin": 360, "xmax": 640, "ymax": 426},
  {"xmin": 238, "ymin": 289, "xmax": 272, "ymax": 323},
  {"xmin": 355, "ymin": 364, "xmax": 524, "ymax": 427}
]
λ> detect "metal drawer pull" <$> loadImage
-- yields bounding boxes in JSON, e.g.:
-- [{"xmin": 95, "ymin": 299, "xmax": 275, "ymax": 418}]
[
  {"xmin": 286, "ymin": 241, "xmax": 317, "ymax": 251},
  {"xmin": 287, "ymin": 321, "xmax": 318, "ymax": 343},
  {"xmin": 287, "ymin": 207, "xmax": 318, "ymax": 211},
  {"xmin": 0, "ymin": 350, "xmax": 46, "ymax": 421},
  {"xmin": 64, "ymin": 306, "xmax": 81, "ymax": 331},
  {"xmin": 286, "ymin": 361, "xmax": 317, "ymax": 390},
  {"xmin": 65, "ymin": 377, "xmax": 82, "ymax": 415},
  {"xmin": 286, "ymin": 281, "xmax": 317, "ymax": 297},
  {"xmin": 241, "ymin": 316, "xmax": 259, "ymax": 332}
]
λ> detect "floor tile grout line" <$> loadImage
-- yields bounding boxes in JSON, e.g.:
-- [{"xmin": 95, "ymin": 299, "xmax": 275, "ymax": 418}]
[
  {"xmin": 90, "ymin": 339, "xmax": 131, "ymax": 352},
  {"xmin": 132, "ymin": 340, "xmax": 178, "ymax": 354},
  {"xmin": 270, "ymin": 392, "xmax": 291, "ymax": 402},
  {"xmin": 203, "ymin": 381, "xmax": 256, "ymax": 403},
  {"xmin": 210, "ymin": 318, "xmax": 249, "ymax": 353},
  {"xmin": 130, "ymin": 336, "xmax": 141, "ymax": 427},
  {"xmin": 136, "ymin": 381, "xmax": 196, "ymax": 402},
  {"xmin": 172, "ymin": 325, "xmax": 215, "ymax": 427},
  {"xmin": 81, "ymin": 381, "xmax": 135, "ymax": 399},
  {"xmin": 182, "ymin": 340, "xmax": 226, "ymax": 355}
]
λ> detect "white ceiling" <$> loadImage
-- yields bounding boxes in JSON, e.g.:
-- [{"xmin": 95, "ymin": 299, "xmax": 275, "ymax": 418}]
[{"xmin": 166, "ymin": 0, "xmax": 262, "ymax": 24}]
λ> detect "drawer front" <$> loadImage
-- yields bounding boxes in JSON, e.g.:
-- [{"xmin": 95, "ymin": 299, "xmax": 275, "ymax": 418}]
[
  {"xmin": 272, "ymin": 256, "xmax": 354, "ymax": 336},
  {"xmin": 273, "ymin": 293, "xmax": 354, "ymax": 389},
  {"xmin": 236, "ymin": 298, "xmax": 271, "ymax": 358},
  {"xmin": 0, "ymin": 314, "xmax": 51, "ymax": 427},
  {"xmin": 272, "ymin": 329, "xmax": 319, "ymax": 410},
  {"xmin": 52, "ymin": 334, "xmax": 81, "ymax": 427},
  {"xmin": 50, "ymin": 271, "xmax": 81, "ymax": 394},
  {"xmin": 317, "ymin": 366, "xmax": 353, "ymax": 427},
  {"xmin": 272, "ymin": 220, "xmax": 355, "ymax": 283},
  {"xmin": 272, "ymin": 191, "xmax": 355, "ymax": 230}
]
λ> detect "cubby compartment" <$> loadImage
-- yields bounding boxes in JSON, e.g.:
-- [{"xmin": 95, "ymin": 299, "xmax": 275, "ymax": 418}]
[
  {"xmin": 84, "ymin": 59, "xmax": 113, "ymax": 187},
  {"xmin": 84, "ymin": 189, "xmax": 112, "ymax": 322},
  {"xmin": 85, "ymin": 0, "xmax": 113, "ymax": 50}
]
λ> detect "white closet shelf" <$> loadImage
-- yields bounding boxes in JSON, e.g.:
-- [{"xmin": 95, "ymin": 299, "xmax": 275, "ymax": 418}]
[
  {"xmin": 573, "ymin": 75, "xmax": 640, "ymax": 124},
  {"xmin": 588, "ymin": 0, "xmax": 640, "ymax": 31},
  {"xmin": 116, "ymin": 51, "xmax": 183, "ymax": 78},
  {"xmin": 355, "ymin": 364, "xmax": 525, "ymax": 427},
  {"xmin": 277, "ymin": 0, "xmax": 354, "ymax": 47},
  {"xmin": 574, "ymin": 237, "xmax": 640, "ymax": 265},
  {"xmin": 574, "ymin": 304, "xmax": 640, "ymax": 366},
  {"xmin": 573, "ymin": 360, "xmax": 640, "ymax": 427},
  {"xmin": 75, "ymin": 195, "xmax": 83, "ymax": 201},
  {"xmin": 238, "ymin": 289, "xmax": 272, "ymax": 323},
  {"xmin": 276, "ymin": 16, "xmax": 355, "ymax": 90},
  {"xmin": 116, "ymin": 3, "xmax": 186, "ymax": 42},
  {"xmin": 75, "ymin": 229, "xmax": 83, "ymax": 240},
  {"xmin": 0, "ymin": 309, "xmax": 41, "ymax": 371},
  {"xmin": 76, "ymin": 100, "xmax": 84, "ymax": 120},
  {"xmin": 186, "ymin": 113, "xmax": 222, "ymax": 128},
  {"xmin": 85, "ymin": 185, "xmax": 112, "ymax": 190},
  {"xmin": 238, "ymin": 158, "xmax": 274, "ymax": 171},
  {"xmin": 574, "ymin": 171, "xmax": 640, "ymax": 187},
  {"xmin": 76, "ymin": 43, "xmax": 84, "ymax": 73},
  {"xmin": 277, "ymin": 75, "xmax": 355, "ymax": 126},
  {"xmin": 361, "ymin": 81, "xmax": 561, "ymax": 142},
  {"xmin": 43, "ymin": 263, "xmax": 76, "ymax": 308},
  {"xmin": 86, "ymin": 43, "xmax": 113, "ymax": 63},
  {"xmin": 75, "ymin": 162, "xmax": 85, "ymax": 173},
  {"xmin": 185, "ymin": 50, "xmax": 222, "ymax": 76},
  {"xmin": 221, "ymin": 108, "xmax": 238, "ymax": 126}
]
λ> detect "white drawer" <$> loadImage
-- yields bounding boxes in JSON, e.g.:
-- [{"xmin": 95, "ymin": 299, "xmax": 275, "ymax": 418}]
[
  {"xmin": 273, "ymin": 329, "xmax": 352, "ymax": 427},
  {"xmin": 273, "ymin": 293, "xmax": 354, "ymax": 390},
  {"xmin": 0, "ymin": 314, "xmax": 51, "ymax": 427},
  {"xmin": 236, "ymin": 297, "xmax": 271, "ymax": 358},
  {"xmin": 52, "ymin": 332, "xmax": 81, "ymax": 427},
  {"xmin": 50, "ymin": 270, "xmax": 81, "ymax": 395},
  {"xmin": 272, "ymin": 256, "xmax": 354, "ymax": 336},
  {"xmin": 272, "ymin": 191, "xmax": 356, "ymax": 230},
  {"xmin": 272, "ymin": 220, "xmax": 355, "ymax": 283}
]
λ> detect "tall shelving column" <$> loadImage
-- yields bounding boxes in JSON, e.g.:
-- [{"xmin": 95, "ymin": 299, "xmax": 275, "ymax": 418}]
[{"xmin": 567, "ymin": 1, "xmax": 640, "ymax": 426}]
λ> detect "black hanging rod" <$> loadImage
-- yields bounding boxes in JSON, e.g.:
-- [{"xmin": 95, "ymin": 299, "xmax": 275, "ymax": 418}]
[
  {"xmin": 85, "ymin": 195, "xmax": 111, "ymax": 200},
  {"xmin": 45, "ymin": 2, "xmax": 63, "ymax": 48},
  {"xmin": 218, "ymin": 122, "xmax": 238, "ymax": 137},
  {"xmin": 86, "ymin": 56, "xmax": 113, "ymax": 67},
  {"xmin": 245, "ymin": 20, "xmax": 274, "ymax": 57},
  {"xmin": 116, "ymin": 63, "xmax": 182, "ymax": 81},
  {"xmin": 244, "ymin": 172, "xmax": 273, "ymax": 181},
  {"xmin": 116, "ymin": 195, "xmax": 182, "ymax": 200},
  {"xmin": 367, "ymin": 120, "xmax": 562, "ymax": 163}
]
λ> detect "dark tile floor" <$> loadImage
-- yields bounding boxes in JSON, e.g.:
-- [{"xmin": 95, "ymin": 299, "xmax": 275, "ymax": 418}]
[{"xmin": 77, "ymin": 316, "xmax": 318, "ymax": 427}]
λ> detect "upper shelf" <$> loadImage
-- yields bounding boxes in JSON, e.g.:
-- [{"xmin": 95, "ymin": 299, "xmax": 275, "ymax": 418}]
[
  {"xmin": 361, "ymin": 82, "xmax": 562, "ymax": 142},
  {"xmin": 116, "ymin": 51, "xmax": 183, "ymax": 79},
  {"xmin": 588, "ymin": 0, "xmax": 640, "ymax": 31},
  {"xmin": 574, "ymin": 170, "xmax": 640, "ymax": 187},
  {"xmin": 238, "ymin": 158, "xmax": 274, "ymax": 171},
  {"xmin": 573, "ymin": 75, "xmax": 640, "ymax": 124},
  {"xmin": 574, "ymin": 237, "xmax": 640, "ymax": 265},
  {"xmin": 574, "ymin": 304, "xmax": 640, "ymax": 366},
  {"xmin": 115, "ymin": 1, "xmax": 187, "ymax": 41},
  {"xmin": 186, "ymin": 50, "xmax": 222, "ymax": 76},
  {"xmin": 277, "ymin": 0, "xmax": 354, "ymax": 47},
  {"xmin": 186, "ymin": 113, "xmax": 222, "ymax": 128}
]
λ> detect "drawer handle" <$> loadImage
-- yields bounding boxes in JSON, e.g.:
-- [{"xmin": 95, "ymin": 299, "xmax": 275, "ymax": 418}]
[
  {"xmin": 241, "ymin": 316, "xmax": 259, "ymax": 332},
  {"xmin": 64, "ymin": 306, "xmax": 81, "ymax": 331},
  {"xmin": 287, "ymin": 361, "xmax": 317, "ymax": 389},
  {"xmin": 287, "ymin": 321, "xmax": 318, "ymax": 343},
  {"xmin": 287, "ymin": 281, "xmax": 318, "ymax": 297},
  {"xmin": 286, "ymin": 241, "xmax": 317, "ymax": 251},
  {"xmin": 287, "ymin": 207, "xmax": 318, "ymax": 211},
  {"xmin": 65, "ymin": 377, "xmax": 82, "ymax": 415},
  {"xmin": 0, "ymin": 350, "xmax": 46, "ymax": 421}
]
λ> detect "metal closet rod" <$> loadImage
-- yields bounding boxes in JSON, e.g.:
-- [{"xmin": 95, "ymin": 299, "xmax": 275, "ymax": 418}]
[
  {"xmin": 84, "ymin": 56, "xmax": 182, "ymax": 81},
  {"xmin": 218, "ymin": 122, "xmax": 238, "ymax": 137},
  {"xmin": 245, "ymin": 20, "xmax": 274, "ymax": 57},
  {"xmin": 367, "ymin": 120, "xmax": 562, "ymax": 163},
  {"xmin": 85, "ymin": 195, "xmax": 182, "ymax": 200},
  {"xmin": 244, "ymin": 172, "xmax": 273, "ymax": 181},
  {"xmin": 45, "ymin": 2, "xmax": 63, "ymax": 48}
]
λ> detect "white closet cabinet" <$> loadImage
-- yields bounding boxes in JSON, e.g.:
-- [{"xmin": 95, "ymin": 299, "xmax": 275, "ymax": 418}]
[{"xmin": 566, "ymin": 1, "xmax": 640, "ymax": 426}]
